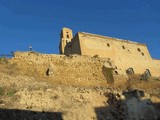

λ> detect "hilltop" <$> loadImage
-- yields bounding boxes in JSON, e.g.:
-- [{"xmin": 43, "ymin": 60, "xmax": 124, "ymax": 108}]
[{"xmin": 0, "ymin": 52, "xmax": 160, "ymax": 120}]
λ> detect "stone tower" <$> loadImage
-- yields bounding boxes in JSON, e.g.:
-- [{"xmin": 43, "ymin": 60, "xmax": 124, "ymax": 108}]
[{"xmin": 59, "ymin": 28, "xmax": 73, "ymax": 54}]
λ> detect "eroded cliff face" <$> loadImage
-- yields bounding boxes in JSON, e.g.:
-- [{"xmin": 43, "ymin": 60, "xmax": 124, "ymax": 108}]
[{"xmin": 0, "ymin": 52, "xmax": 160, "ymax": 120}]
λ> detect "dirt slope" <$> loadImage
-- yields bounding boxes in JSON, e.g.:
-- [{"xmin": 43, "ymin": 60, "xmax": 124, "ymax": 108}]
[{"xmin": 0, "ymin": 54, "xmax": 160, "ymax": 120}]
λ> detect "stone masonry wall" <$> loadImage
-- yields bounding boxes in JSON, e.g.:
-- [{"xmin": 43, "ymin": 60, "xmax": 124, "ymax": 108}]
[
  {"xmin": 76, "ymin": 32, "xmax": 160, "ymax": 77},
  {"xmin": 11, "ymin": 52, "xmax": 118, "ymax": 87}
]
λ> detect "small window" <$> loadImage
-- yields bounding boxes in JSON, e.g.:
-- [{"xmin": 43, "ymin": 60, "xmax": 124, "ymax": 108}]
[
  {"xmin": 114, "ymin": 71, "xmax": 118, "ymax": 75},
  {"xmin": 107, "ymin": 43, "xmax": 110, "ymax": 47},
  {"xmin": 142, "ymin": 53, "xmax": 144, "ymax": 56},
  {"xmin": 67, "ymin": 34, "xmax": 69, "ymax": 38},
  {"xmin": 137, "ymin": 48, "xmax": 141, "ymax": 52},
  {"xmin": 122, "ymin": 46, "xmax": 125, "ymax": 49}
]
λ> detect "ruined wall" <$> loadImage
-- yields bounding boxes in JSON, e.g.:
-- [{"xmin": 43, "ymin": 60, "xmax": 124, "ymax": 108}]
[
  {"xmin": 12, "ymin": 52, "xmax": 118, "ymax": 87},
  {"xmin": 70, "ymin": 34, "xmax": 81, "ymax": 54},
  {"xmin": 64, "ymin": 34, "xmax": 81, "ymax": 55},
  {"xmin": 73, "ymin": 32, "xmax": 160, "ymax": 77}
]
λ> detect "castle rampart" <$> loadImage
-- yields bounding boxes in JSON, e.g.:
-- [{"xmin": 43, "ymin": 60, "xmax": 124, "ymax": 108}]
[
  {"xmin": 12, "ymin": 51, "xmax": 118, "ymax": 87},
  {"xmin": 60, "ymin": 28, "xmax": 160, "ymax": 77}
]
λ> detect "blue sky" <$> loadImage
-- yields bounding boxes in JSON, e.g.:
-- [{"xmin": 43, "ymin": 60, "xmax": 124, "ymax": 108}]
[{"xmin": 0, "ymin": 0, "xmax": 159, "ymax": 59}]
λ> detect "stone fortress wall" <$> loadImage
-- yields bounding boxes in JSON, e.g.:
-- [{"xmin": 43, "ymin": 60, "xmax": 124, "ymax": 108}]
[
  {"xmin": 11, "ymin": 51, "xmax": 117, "ymax": 87},
  {"xmin": 60, "ymin": 28, "xmax": 160, "ymax": 77}
]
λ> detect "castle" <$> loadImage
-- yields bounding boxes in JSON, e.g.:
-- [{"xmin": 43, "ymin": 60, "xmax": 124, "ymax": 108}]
[{"xmin": 59, "ymin": 28, "xmax": 160, "ymax": 77}]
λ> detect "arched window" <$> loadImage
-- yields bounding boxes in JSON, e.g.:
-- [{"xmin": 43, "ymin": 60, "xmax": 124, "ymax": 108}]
[{"xmin": 67, "ymin": 34, "xmax": 69, "ymax": 38}]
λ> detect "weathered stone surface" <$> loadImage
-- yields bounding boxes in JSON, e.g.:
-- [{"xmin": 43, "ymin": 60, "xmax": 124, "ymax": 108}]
[{"xmin": 106, "ymin": 89, "xmax": 159, "ymax": 120}]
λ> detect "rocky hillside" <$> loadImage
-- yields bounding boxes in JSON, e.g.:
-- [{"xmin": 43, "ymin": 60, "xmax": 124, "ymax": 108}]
[{"xmin": 0, "ymin": 52, "xmax": 160, "ymax": 120}]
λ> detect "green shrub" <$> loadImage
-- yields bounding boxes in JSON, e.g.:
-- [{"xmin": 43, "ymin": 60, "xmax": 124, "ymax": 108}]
[
  {"xmin": 7, "ymin": 88, "xmax": 17, "ymax": 97},
  {"xmin": 0, "ymin": 87, "xmax": 5, "ymax": 96},
  {"xmin": 0, "ymin": 57, "xmax": 8, "ymax": 64}
]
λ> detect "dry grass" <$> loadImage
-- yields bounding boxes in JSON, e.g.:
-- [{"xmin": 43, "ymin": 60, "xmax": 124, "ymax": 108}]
[
  {"xmin": 113, "ymin": 74, "xmax": 160, "ymax": 91},
  {"xmin": 0, "ymin": 59, "xmax": 41, "ymax": 80},
  {"xmin": 0, "ymin": 59, "xmax": 19, "ymax": 76},
  {"xmin": 45, "ymin": 77, "xmax": 109, "ymax": 88},
  {"xmin": 128, "ymin": 74, "xmax": 160, "ymax": 91},
  {"xmin": 0, "ymin": 86, "xmax": 5, "ymax": 96},
  {"xmin": 0, "ymin": 84, "xmax": 17, "ymax": 97},
  {"xmin": 0, "ymin": 58, "xmax": 159, "ymax": 90}
]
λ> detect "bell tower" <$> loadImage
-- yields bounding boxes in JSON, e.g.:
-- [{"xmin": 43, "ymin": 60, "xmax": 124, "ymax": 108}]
[{"xmin": 59, "ymin": 28, "xmax": 73, "ymax": 54}]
